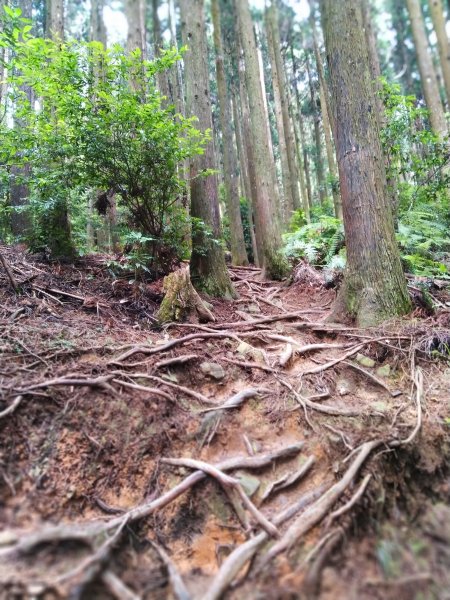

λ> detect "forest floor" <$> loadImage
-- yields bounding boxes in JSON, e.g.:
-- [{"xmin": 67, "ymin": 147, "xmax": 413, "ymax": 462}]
[{"xmin": 0, "ymin": 244, "xmax": 450, "ymax": 600}]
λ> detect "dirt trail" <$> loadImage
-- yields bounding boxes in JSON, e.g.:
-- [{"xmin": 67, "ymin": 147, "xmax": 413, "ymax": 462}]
[{"xmin": 0, "ymin": 245, "xmax": 449, "ymax": 599}]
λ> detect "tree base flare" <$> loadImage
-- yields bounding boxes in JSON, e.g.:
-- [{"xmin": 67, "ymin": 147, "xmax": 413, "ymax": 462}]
[{"xmin": 156, "ymin": 266, "xmax": 216, "ymax": 324}]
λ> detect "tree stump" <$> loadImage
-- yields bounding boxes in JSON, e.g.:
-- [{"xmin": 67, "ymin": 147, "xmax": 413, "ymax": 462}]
[{"xmin": 156, "ymin": 267, "xmax": 216, "ymax": 324}]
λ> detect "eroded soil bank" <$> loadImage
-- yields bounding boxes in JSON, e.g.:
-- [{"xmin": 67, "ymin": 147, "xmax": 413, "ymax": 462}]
[{"xmin": 0, "ymin": 245, "xmax": 449, "ymax": 599}]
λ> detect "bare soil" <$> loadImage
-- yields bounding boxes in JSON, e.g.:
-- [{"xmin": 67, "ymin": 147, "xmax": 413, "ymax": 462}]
[{"xmin": 0, "ymin": 244, "xmax": 449, "ymax": 600}]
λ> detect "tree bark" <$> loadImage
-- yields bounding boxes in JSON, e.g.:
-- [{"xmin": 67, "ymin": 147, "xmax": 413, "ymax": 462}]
[
  {"xmin": 125, "ymin": 0, "xmax": 146, "ymax": 57},
  {"xmin": 305, "ymin": 50, "xmax": 326, "ymax": 205},
  {"xmin": 211, "ymin": 0, "xmax": 248, "ymax": 266},
  {"xmin": 90, "ymin": 0, "xmax": 107, "ymax": 46},
  {"xmin": 320, "ymin": 0, "xmax": 411, "ymax": 326},
  {"xmin": 309, "ymin": 4, "xmax": 342, "ymax": 219},
  {"xmin": 234, "ymin": 0, "xmax": 287, "ymax": 279},
  {"xmin": 46, "ymin": 0, "xmax": 64, "ymax": 38},
  {"xmin": 179, "ymin": 0, "xmax": 235, "ymax": 297},
  {"xmin": 429, "ymin": 0, "xmax": 450, "ymax": 108},
  {"xmin": 406, "ymin": 0, "xmax": 447, "ymax": 136}
]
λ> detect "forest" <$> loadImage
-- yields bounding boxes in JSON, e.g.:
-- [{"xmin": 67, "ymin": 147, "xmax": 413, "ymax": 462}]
[{"xmin": 0, "ymin": 0, "xmax": 449, "ymax": 598}]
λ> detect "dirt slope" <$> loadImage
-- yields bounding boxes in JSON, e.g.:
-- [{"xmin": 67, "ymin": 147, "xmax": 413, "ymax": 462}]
[{"xmin": 0, "ymin": 245, "xmax": 449, "ymax": 599}]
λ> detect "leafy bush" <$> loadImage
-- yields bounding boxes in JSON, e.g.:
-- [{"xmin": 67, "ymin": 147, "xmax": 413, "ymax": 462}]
[
  {"xmin": 0, "ymin": 9, "xmax": 205, "ymax": 271},
  {"xmin": 283, "ymin": 215, "xmax": 344, "ymax": 268}
]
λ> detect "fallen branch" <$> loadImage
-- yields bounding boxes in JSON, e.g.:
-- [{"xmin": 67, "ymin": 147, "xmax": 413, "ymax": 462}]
[
  {"xmin": 0, "ymin": 395, "xmax": 23, "ymax": 420},
  {"xmin": 155, "ymin": 354, "xmax": 198, "ymax": 369},
  {"xmin": 221, "ymin": 357, "xmax": 278, "ymax": 373},
  {"xmin": 198, "ymin": 388, "xmax": 263, "ymax": 413},
  {"xmin": 261, "ymin": 455, "xmax": 315, "ymax": 502},
  {"xmin": 0, "ymin": 249, "xmax": 19, "ymax": 292},
  {"xmin": 279, "ymin": 378, "xmax": 361, "ymax": 418},
  {"xmin": 16, "ymin": 374, "xmax": 115, "ymax": 394}
]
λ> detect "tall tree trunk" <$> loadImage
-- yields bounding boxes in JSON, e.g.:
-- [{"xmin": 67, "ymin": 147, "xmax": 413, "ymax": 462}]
[
  {"xmin": 46, "ymin": 0, "xmax": 64, "ymax": 38},
  {"xmin": 211, "ymin": 0, "xmax": 248, "ymax": 266},
  {"xmin": 235, "ymin": 0, "xmax": 286, "ymax": 279},
  {"xmin": 43, "ymin": 0, "xmax": 74, "ymax": 258},
  {"xmin": 305, "ymin": 51, "xmax": 326, "ymax": 204},
  {"xmin": 390, "ymin": 0, "xmax": 416, "ymax": 94},
  {"xmin": 179, "ymin": 0, "xmax": 235, "ymax": 297},
  {"xmin": 268, "ymin": 2, "xmax": 301, "ymax": 214},
  {"xmin": 406, "ymin": 0, "xmax": 447, "ymax": 136},
  {"xmin": 152, "ymin": 0, "xmax": 171, "ymax": 102},
  {"xmin": 289, "ymin": 29, "xmax": 312, "ymax": 216},
  {"xmin": 265, "ymin": 6, "xmax": 293, "ymax": 220},
  {"xmin": 234, "ymin": 77, "xmax": 261, "ymax": 267},
  {"xmin": 429, "ymin": 0, "xmax": 450, "ymax": 108},
  {"xmin": 90, "ymin": 0, "xmax": 107, "ymax": 46},
  {"xmin": 309, "ymin": 4, "xmax": 342, "ymax": 219},
  {"xmin": 320, "ymin": 0, "xmax": 411, "ymax": 326},
  {"xmin": 168, "ymin": 0, "xmax": 185, "ymax": 115},
  {"xmin": 10, "ymin": 0, "xmax": 33, "ymax": 238},
  {"xmin": 125, "ymin": 0, "xmax": 146, "ymax": 57}
]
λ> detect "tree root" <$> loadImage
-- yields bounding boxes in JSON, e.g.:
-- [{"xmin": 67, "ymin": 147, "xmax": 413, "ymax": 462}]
[{"xmin": 0, "ymin": 444, "xmax": 304, "ymax": 559}]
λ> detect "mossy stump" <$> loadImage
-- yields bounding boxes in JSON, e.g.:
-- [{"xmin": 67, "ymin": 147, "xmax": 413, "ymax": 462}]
[{"xmin": 156, "ymin": 267, "xmax": 216, "ymax": 325}]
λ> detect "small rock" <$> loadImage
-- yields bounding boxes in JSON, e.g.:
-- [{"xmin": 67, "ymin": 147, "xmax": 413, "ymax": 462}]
[
  {"xmin": 247, "ymin": 303, "xmax": 261, "ymax": 314},
  {"xmin": 236, "ymin": 341, "xmax": 265, "ymax": 364},
  {"xmin": 356, "ymin": 353, "xmax": 376, "ymax": 368},
  {"xmin": 235, "ymin": 472, "xmax": 260, "ymax": 497},
  {"xmin": 376, "ymin": 364, "xmax": 391, "ymax": 377},
  {"xmin": 200, "ymin": 362, "xmax": 226, "ymax": 380},
  {"xmin": 373, "ymin": 400, "xmax": 388, "ymax": 413},
  {"xmin": 336, "ymin": 377, "xmax": 355, "ymax": 396}
]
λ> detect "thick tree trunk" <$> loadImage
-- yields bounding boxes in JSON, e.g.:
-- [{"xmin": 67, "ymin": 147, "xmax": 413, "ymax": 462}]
[
  {"xmin": 179, "ymin": 0, "xmax": 235, "ymax": 297},
  {"xmin": 406, "ymin": 0, "xmax": 447, "ymax": 136},
  {"xmin": 321, "ymin": 0, "xmax": 411, "ymax": 326},
  {"xmin": 235, "ymin": 0, "xmax": 287, "ymax": 279},
  {"xmin": 429, "ymin": 0, "xmax": 450, "ymax": 108},
  {"xmin": 211, "ymin": 0, "xmax": 248, "ymax": 266}
]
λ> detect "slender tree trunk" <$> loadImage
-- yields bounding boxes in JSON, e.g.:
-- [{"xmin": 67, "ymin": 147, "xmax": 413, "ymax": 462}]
[
  {"xmin": 268, "ymin": 2, "xmax": 301, "ymax": 213},
  {"xmin": 320, "ymin": 0, "xmax": 411, "ymax": 326},
  {"xmin": 152, "ymin": 0, "xmax": 171, "ymax": 102},
  {"xmin": 309, "ymin": 4, "xmax": 342, "ymax": 219},
  {"xmin": 211, "ymin": 0, "xmax": 248, "ymax": 266},
  {"xmin": 265, "ymin": 7, "xmax": 293, "ymax": 220},
  {"xmin": 429, "ymin": 0, "xmax": 450, "ymax": 108},
  {"xmin": 10, "ymin": 0, "xmax": 33, "ymax": 238},
  {"xmin": 90, "ymin": 0, "xmax": 107, "ymax": 46},
  {"xmin": 390, "ymin": 0, "xmax": 416, "ymax": 94},
  {"xmin": 235, "ymin": 0, "xmax": 287, "ymax": 279},
  {"xmin": 46, "ymin": 0, "xmax": 64, "ymax": 38},
  {"xmin": 305, "ymin": 51, "xmax": 326, "ymax": 204},
  {"xmin": 289, "ymin": 30, "xmax": 312, "ymax": 216},
  {"xmin": 233, "ymin": 86, "xmax": 259, "ymax": 266},
  {"xmin": 179, "ymin": 0, "xmax": 235, "ymax": 297},
  {"xmin": 168, "ymin": 0, "xmax": 185, "ymax": 115},
  {"xmin": 406, "ymin": 0, "xmax": 447, "ymax": 136},
  {"xmin": 125, "ymin": 0, "xmax": 146, "ymax": 57}
]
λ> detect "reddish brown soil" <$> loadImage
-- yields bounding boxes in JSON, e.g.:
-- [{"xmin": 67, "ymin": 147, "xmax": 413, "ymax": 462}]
[{"xmin": 0, "ymin": 244, "xmax": 449, "ymax": 599}]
